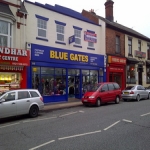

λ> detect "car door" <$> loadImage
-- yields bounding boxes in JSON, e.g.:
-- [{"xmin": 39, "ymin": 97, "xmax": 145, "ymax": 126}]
[
  {"xmin": 0, "ymin": 91, "xmax": 17, "ymax": 118},
  {"xmin": 16, "ymin": 91, "xmax": 31, "ymax": 115},
  {"xmin": 100, "ymin": 84, "xmax": 109, "ymax": 102},
  {"xmin": 107, "ymin": 83, "xmax": 116, "ymax": 101},
  {"xmin": 140, "ymin": 85, "xmax": 148, "ymax": 99}
]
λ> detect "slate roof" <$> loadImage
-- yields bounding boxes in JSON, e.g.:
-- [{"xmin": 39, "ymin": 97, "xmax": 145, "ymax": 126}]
[
  {"xmin": 25, "ymin": 0, "xmax": 99, "ymax": 26},
  {"xmin": 0, "ymin": 2, "xmax": 14, "ymax": 16},
  {"xmin": 98, "ymin": 15, "xmax": 150, "ymax": 41},
  {"xmin": 19, "ymin": 2, "xmax": 28, "ymax": 14}
]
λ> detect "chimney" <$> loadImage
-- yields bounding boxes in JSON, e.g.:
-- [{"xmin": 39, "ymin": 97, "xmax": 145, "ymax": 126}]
[{"xmin": 104, "ymin": 0, "xmax": 114, "ymax": 22}]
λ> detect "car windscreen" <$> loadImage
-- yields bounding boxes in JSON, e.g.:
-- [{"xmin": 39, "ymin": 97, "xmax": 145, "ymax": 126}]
[
  {"xmin": 87, "ymin": 84, "xmax": 101, "ymax": 92},
  {"xmin": 0, "ymin": 92, "xmax": 6, "ymax": 97},
  {"xmin": 125, "ymin": 86, "xmax": 135, "ymax": 90}
]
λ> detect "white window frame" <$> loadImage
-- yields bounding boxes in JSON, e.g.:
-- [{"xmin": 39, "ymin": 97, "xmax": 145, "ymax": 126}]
[
  {"xmin": 56, "ymin": 24, "xmax": 64, "ymax": 42},
  {"xmin": 74, "ymin": 29, "xmax": 81, "ymax": 45},
  {"xmin": 37, "ymin": 18, "xmax": 47, "ymax": 38},
  {"xmin": 88, "ymin": 41, "xmax": 94, "ymax": 48},
  {"xmin": 0, "ymin": 19, "xmax": 12, "ymax": 47}
]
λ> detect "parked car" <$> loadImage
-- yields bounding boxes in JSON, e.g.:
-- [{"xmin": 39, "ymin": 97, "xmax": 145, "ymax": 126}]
[
  {"xmin": 0, "ymin": 89, "xmax": 44, "ymax": 119},
  {"xmin": 121, "ymin": 85, "xmax": 150, "ymax": 101},
  {"xmin": 82, "ymin": 82, "xmax": 121, "ymax": 107}
]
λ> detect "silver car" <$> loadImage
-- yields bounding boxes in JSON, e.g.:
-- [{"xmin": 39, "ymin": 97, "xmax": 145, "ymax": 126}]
[
  {"xmin": 122, "ymin": 85, "xmax": 150, "ymax": 101},
  {"xmin": 0, "ymin": 89, "xmax": 44, "ymax": 119}
]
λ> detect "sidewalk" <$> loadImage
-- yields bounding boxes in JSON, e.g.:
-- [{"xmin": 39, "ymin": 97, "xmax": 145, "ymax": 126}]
[{"xmin": 43, "ymin": 101, "xmax": 83, "ymax": 112}]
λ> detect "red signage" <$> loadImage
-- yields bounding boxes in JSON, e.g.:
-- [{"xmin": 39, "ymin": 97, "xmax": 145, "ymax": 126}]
[
  {"xmin": 0, "ymin": 47, "xmax": 30, "ymax": 66},
  {"xmin": 109, "ymin": 67, "xmax": 124, "ymax": 72},
  {"xmin": 108, "ymin": 56, "xmax": 126, "ymax": 65}
]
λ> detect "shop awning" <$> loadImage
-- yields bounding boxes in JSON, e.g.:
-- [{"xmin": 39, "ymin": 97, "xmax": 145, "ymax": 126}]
[
  {"xmin": 126, "ymin": 57, "xmax": 139, "ymax": 64},
  {"xmin": 0, "ymin": 65, "xmax": 24, "ymax": 71}
]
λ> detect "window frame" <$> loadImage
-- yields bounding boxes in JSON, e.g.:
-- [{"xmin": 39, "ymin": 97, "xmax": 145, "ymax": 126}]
[
  {"xmin": 128, "ymin": 38, "xmax": 132, "ymax": 55},
  {"xmin": 147, "ymin": 44, "xmax": 150, "ymax": 60},
  {"xmin": 56, "ymin": 24, "xmax": 65, "ymax": 42},
  {"xmin": 138, "ymin": 40, "xmax": 141, "ymax": 51},
  {"xmin": 116, "ymin": 35, "xmax": 120, "ymax": 53},
  {"xmin": 37, "ymin": 18, "xmax": 47, "ymax": 38},
  {"xmin": 74, "ymin": 29, "xmax": 81, "ymax": 45},
  {"xmin": 0, "ymin": 19, "xmax": 12, "ymax": 47}
]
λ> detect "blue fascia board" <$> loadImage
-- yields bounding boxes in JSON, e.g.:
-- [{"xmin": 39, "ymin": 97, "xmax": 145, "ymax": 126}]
[
  {"xmin": 87, "ymin": 30, "xmax": 95, "ymax": 33},
  {"xmin": 55, "ymin": 20, "xmax": 66, "ymax": 26},
  {"xmin": 35, "ymin": 14, "xmax": 49, "ymax": 21},
  {"xmin": 25, "ymin": 0, "xmax": 101, "ymax": 27}
]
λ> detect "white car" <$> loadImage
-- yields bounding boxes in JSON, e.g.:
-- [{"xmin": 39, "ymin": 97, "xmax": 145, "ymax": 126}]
[{"xmin": 0, "ymin": 89, "xmax": 44, "ymax": 119}]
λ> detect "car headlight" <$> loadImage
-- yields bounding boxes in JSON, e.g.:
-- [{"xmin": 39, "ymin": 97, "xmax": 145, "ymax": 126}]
[{"xmin": 89, "ymin": 96, "xmax": 95, "ymax": 99}]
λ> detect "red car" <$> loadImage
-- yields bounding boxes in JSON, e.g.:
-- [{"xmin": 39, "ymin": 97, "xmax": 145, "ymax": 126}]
[{"xmin": 82, "ymin": 82, "xmax": 121, "ymax": 107}]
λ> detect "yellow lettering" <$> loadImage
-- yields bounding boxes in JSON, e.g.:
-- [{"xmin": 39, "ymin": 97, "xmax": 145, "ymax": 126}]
[
  {"xmin": 50, "ymin": 50, "xmax": 55, "ymax": 58},
  {"xmin": 59, "ymin": 52, "xmax": 63, "ymax": 60},
  {"xmin": 70, "ymin": 54, "xmax": 74, "ymax": 61},
  {"xmin": 64, "ymin": 53, "xmax": 68, "ymax": 60},
  {"xmin": 85, "ymin": 56, "xmax": 88, "ymax": 62},
  {"xmin": 74, "ymin": 54, "xmax": 78, "ymax": 61},
  {"xmin": 78, "ymin": 54, "xmax": 82, "ymax": 61},
  {"xmin": 55, "ymin": 51, "xmax": 59, "ymax": 59}
]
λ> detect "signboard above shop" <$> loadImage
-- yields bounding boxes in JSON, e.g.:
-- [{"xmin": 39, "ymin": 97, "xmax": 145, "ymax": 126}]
[
  {"xmin": 84, "ymin": 31, "xmax": 97, "ymax": 43},
  {"xmin": 31, "ymin": 44, "xmax": 104, "ymax": 67},
  {"xmin": 0, "ymin": 47, "xmax": 30, "ymax": 66},
  {"xmin": 134, "ymin": 50, "xmax": 146, "ymax": 58}
]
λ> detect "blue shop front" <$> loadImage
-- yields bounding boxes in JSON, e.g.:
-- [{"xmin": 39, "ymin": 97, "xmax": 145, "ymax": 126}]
[{"xmin": 27, "ymin": 44, "xmax": 106, "ymax": 103}]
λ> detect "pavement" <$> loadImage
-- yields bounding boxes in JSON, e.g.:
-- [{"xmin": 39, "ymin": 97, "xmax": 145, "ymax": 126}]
[{"xmin": 43, "ymin": 100, "xmax": 83, "ymax": 112}]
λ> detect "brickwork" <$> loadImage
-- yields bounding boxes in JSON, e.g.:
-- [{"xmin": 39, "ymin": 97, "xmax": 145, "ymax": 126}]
[{"xmin": 106, "ymin": 28, "xmax": 125, "ymax": 57}]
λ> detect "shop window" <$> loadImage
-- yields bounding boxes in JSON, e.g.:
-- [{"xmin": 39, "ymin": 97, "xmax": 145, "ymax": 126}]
[
  {"xmin": 0, "ymin": 72, "xmax": 21, "ymax": 92},
  {"xmin": 0, "ymin": 20, "xmax": 12, "ymax": 47},
  {"xmin": 116, "ymin": 35, "xmax": 120, "ymax": 53},
  {"xmin": 126, "ymin": 65, "xmax": 136, "ymax": 84},
  {"xmin": 146, "ymin": 67, "xmax": 150, "ymax": 83},
  {"xmin": 32, "ymin": 67, "xmax": 40, "ymax": 89}
]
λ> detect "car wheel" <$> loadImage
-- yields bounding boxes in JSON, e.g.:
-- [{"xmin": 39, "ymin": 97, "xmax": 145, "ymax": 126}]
[
  {"xmin": 29, "ymin": 105, "xmax": 39, "ymax": 118},
  {"xmin": 136, "ymin": 95, "xmax": 140, "ymax": 102},
  {"xmin": 96, "ymin": 98, "xmax": 101, "ymax": 107},
  {"xmin": 115, "ymin": 96, "xmax": 120, "ymax": 104}
]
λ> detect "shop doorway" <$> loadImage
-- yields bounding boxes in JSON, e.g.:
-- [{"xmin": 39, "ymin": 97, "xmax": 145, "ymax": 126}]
[
  {"xmin": 109, "ymin": 73, "xmax": 122, "ymax": 89},
  {"xmin": 138, "ymin": 71, "xmax": 142, "ymax": 85},
  {"xmin": 68, "ymin": 75, "xmax": 80, "ymax": 101}
]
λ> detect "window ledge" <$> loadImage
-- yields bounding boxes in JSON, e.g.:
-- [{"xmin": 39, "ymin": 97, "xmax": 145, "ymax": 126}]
[
  {"xmin": 36, "ymin": 37, "xmax": 48, "ymax": 41},
  {"xmin": 87, "ymin": 47, "xmax": 95, "ymax": 50},
  {"xmin": 128, "ymin": 54, "xmax": 133, "ymax": 57},
  {"xmin": 73, "ymin": 45, "xmax": 82, "ymax": 48},
  {"xmin": 55, "ymin": 41, "xmax": 66, "ymax": 45}
]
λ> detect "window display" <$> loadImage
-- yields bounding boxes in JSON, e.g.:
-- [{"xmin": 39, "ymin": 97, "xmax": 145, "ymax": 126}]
[
  {"xmin": 146, "ymin": 67, "xmax": 150, "ymax": 83},
  {"xmin": 126, "ymin": 64, "xmax": 136, "ymax": 84},
  {"xmin": 0, "ymin": 72, "xmax": 21, "ymax": 94}
]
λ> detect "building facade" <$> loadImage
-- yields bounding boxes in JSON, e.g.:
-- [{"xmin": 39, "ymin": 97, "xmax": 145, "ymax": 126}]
[
  {"xmin": 0, "ymin": 0, "xmax": 30, "ymax": 94},
  {"xmin": 24, "ymin": 1, "xmax": 106, "ymax": 103}
]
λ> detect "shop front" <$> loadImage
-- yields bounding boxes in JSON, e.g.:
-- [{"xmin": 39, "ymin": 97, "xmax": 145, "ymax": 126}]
[
  {"xmin": 106, "ymin": 55, "xmax": 126, "ymax": 90},
  {"xmin": 0, "ymin": 47, "xmax": 30, "ymax": 94},
  {"xmin": 28, "ymin": 44, "xmax": 106, "ymax": 103}
]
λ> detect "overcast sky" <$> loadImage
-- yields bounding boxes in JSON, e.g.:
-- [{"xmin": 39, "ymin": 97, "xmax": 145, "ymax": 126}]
[{"xmin": 28, "ymin": 0, "xmax": 150, "ymax": 38}]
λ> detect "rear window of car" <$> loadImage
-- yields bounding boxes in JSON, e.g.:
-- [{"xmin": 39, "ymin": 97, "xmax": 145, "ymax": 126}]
[
  {"xmin": 125, "ymin": 86, "xmax": 135, "ymax": 90},
  {"xmin": 108, "ymin": 84, "xmax": 115, "ymax": 91},
  {"xmin": 113, "ymin": 83, "xmax": 120, "ymax": 89},
  {"xmin": 18, "ymin": 91, "xmax": 30, "ymax": 99},
  {"xmin": 29, "ymin": 91, "xmax": 40, "ymax": 97}
]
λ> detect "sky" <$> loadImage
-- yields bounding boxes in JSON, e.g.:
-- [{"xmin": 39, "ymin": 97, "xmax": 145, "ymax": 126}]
[{"xmin": 27, "ymin": 0, "xmax": 150, "ymax": 38}]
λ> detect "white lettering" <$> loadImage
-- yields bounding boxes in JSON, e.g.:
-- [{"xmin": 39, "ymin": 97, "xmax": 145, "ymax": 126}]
[
  {"xmin": 2, "ymin": 56, "xmax": 18, "ymax": 61},
  {"xmin": 5, "ymin": 48, "xmax": 10, "ymax": 54},
  {"xmin": 17, "ymin": 49, "xmax": 22, "ymax": 56},
  {"xmin": 11, "ymin": 49, "xmax": 16, "ymax": 55},
  {"xmin": 0, "ymin": 47, "xmax": 3, "ymax": 53},
  {"xmin": 22, "ymin": 50, "xmax": 27, "ymax": 56}
]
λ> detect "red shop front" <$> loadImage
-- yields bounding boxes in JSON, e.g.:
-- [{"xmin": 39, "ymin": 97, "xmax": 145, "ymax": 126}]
[
  {"xmin": 0, "ymin": 47, "xmax": 30, "ymax": 94},
  {"xmin": 106, "ymin": 55, "xmax": 126, "ymax": 90}
]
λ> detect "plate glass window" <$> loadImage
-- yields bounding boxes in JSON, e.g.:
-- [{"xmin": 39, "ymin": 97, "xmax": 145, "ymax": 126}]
[
  {"xmin": 74, "ymin": 29, "xmax": 81, "ymax": 45},
  {"xmin": 56, "ymin": 24, "xmax": 64, "ymax": 42},
  {"xmin": 37, "ymin": 18, "xmax": 47, "ymax": 38},
  {"xmin": 0, "ymin": 20, "xmax": 12, "ymax": 47}
]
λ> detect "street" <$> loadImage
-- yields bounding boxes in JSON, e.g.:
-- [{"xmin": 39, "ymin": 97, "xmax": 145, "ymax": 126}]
[{"xmin": 0, "ymin": 99, "xmax": 150, "ymax": 150}]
